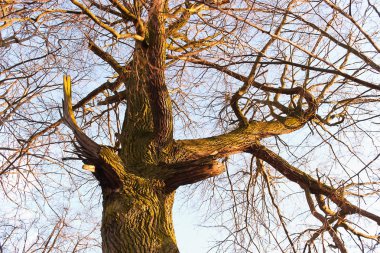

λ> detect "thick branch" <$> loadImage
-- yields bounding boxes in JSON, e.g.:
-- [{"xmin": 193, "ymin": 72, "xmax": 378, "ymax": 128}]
[
  {"xmin": 62, "ymin": 75, "xmax": 126, "ymax": 188},
  {"xmin": 178, "ymin": 86, "xmax": 316, "ymax": 161},
  {"xmin": 146, "ymin": 0, "xmax": 173, "ymax": 146},
  {"xmin": 62, "ymin": 75, "xmax": 100, "ymax": 160},
  {"xmin": 164, "ymin": 159, "xmax": 225, "ymax": 191},
  {"xmin": 249, "ymin": 144, "xmax": 380, "ymax": 225},
  {"xmin": 178, "ymin": 116, "xmax": 309, "ymax": 161}
]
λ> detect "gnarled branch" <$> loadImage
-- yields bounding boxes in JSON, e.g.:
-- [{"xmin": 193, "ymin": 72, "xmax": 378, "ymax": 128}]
[
  {"xmin": 248, "ymin": 143, "xmax": 380, "ymax": 225},
  {"xmin": 63, "ymin": 75, "xmax": 127, "ymax": 188},
  {"xmin": 177, "ymin": 86, "xmax": 316, "ymax": 162},
  {"xmin": 62, "ymin": 75, "xmax": 100, "ymax": 161}
]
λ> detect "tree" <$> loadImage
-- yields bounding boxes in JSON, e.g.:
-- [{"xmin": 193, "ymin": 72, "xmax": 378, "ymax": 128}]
[{"xmin": 1, "ymin": 0, "xmax": 380, "ymax": 252}]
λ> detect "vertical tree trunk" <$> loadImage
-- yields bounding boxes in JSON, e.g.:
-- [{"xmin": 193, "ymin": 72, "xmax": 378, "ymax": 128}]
[
  {"xmin": 62, "ymin": 2, "xmax": 223, "ymax": 251},
  {"xmin": 101, "ymin": 174, "xmax": 179, "ymax": 253}
]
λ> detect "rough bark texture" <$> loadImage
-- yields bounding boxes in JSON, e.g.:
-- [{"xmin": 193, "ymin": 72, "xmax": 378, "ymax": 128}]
[
  {"xmin": 62, "ymin": 2, "xmax": 225, "ymax": 249},
  {"xmin": 61, "ymin": 1, "xmax": 345, "ymax": 251},
  {"xmin": 101, "ymin": 176, "xmax": 178, "ymax": 253}
]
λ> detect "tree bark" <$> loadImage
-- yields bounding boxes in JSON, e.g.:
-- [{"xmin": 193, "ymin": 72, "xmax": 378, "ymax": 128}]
[{"xmin": 101, "ymin": 174, "xmax": 179, "ymax": 253}]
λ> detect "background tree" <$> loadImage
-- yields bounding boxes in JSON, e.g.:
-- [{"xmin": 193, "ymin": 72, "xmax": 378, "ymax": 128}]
[{"xmin": 1, "ymin": 0, "xmax": 380, "ymax": 252}]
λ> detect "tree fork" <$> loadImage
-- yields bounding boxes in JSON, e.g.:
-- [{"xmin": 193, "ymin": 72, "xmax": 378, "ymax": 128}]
[{"xmin": 63, "ymin": 74, "xmax": 181, "ymax": 252}]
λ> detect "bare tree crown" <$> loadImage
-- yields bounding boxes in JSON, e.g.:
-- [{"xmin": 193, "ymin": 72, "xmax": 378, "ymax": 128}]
[{"xmin": 1, "ymin": 0, "xmax": 380, "ymax": 252}]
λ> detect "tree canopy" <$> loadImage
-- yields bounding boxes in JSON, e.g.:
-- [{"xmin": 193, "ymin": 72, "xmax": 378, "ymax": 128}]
[{"xmin": 1, "ymin": 0, "xmax": 380, "ymax": 252}]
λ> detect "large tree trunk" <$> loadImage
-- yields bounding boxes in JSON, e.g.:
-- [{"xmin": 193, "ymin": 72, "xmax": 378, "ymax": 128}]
[
  {"xmin": 101, "ymin": 175, "xmax": 179, "ymax": 253},
  {"xmin": 62, "ymin": 1, "xmax": 224, "ymax": 251}
]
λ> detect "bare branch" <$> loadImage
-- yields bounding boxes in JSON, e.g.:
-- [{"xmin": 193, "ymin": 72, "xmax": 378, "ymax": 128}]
[
  {"xmin": 62, "ymin": 75, "xmax": 100, "ymax": 160},
  {"xmin": 249, "ymin": 144, "xmax": 380, "ymax": 225}
]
